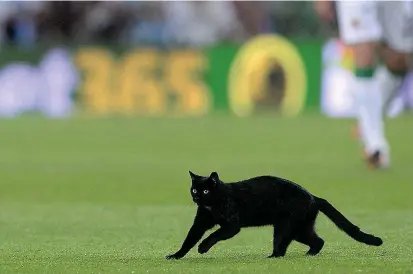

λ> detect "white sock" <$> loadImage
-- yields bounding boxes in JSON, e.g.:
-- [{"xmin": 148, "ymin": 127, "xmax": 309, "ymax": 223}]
[
  {"xmin": 376, "ymin": 66, "xmax": 404, "ymax": 117},
  {"xmin": 352, "ymin": 75, "xmax": 388, "ymax": 155}
]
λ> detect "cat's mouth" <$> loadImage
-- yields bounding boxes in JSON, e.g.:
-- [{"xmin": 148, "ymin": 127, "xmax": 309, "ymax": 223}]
[{"xmin": 193, "ymin": 199, "xmax": 212, "ymax": 208}]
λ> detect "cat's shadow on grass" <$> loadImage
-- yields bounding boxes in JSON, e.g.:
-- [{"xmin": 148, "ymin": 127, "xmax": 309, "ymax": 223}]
[
  {"xmin": 108, "ymin": 249, "xmax": 387, "ymax": 265},
  {"xmin": 108, "ymin": 252, "xmax": 307, "ymax": 265},
  {"xmin": 156, "ymin": 251, "xmax": 317, "ymax": 264},
  {"xmin": 178, "ymin": 253, "xmax": 307, "ymax": 263},
  {"xmin": 158, "ymin": 249, "xmax": 387, "ymax": 264}
]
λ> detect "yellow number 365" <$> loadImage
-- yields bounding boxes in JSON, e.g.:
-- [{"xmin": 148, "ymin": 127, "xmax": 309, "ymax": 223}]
[{"xmin": 75, "ymin": 48, "xmax": 211, "ymax": 117}]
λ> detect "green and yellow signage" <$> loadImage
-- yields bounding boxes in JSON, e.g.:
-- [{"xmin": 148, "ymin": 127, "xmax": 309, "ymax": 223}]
[{"xmin": 0, "ymin": 34, "xmax": 323, "ymax": 118}]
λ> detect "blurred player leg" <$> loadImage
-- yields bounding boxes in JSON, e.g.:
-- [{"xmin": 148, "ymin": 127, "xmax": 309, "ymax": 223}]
[
  {"xmin": 374, "ymin": 1, "xmax": 413, "ymax": 167},
  {"xmin": 378, "ymin": 1, "xmax": 413, "ymax": 119},
  {"xmin": 336, "ymin": 1, "xmax": 388, "ymax": 168}
]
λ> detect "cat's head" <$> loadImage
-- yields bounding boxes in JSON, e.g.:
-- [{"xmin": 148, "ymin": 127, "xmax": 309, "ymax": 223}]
[{"xmin": 188, "ymin": 170, "xmax": 222, "ymax": 206}]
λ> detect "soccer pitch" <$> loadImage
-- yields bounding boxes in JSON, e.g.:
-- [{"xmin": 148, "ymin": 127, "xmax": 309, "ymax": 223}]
[{"xmin": 0, "ymin": 113, "xmax": 411, "ymax": 273}]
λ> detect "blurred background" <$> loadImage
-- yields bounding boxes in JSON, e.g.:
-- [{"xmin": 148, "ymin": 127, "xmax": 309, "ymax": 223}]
[
  {"xmin": 0, "ymin": 0, "xmax": 411, "ymax": 118},
  {"xmin": 0, "ymin": 2, "xmax": 411, "ymax": 272}
]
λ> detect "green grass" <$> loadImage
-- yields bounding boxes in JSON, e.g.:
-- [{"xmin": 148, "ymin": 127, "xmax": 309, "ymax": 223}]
[{"xmin": 0, "ymin": 113, "xmax": 412, "ymax": 273}]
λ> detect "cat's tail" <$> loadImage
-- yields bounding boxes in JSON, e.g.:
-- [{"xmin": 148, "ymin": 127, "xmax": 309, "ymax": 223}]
[{"xmin": 315, "ymin": 196, "xmax": 383, "ymax": 246}]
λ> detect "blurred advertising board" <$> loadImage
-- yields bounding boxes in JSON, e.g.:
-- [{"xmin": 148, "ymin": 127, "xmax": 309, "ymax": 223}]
[
  {"xmin": 0, "ymin": 34, "xmax": 324, "ymax": 118},
  {"xmin": 0, "ymin": 48, "xmax": 78, "ymax": 118},
  {"xmin": 321, "ymin": 38, "xmax": 413, "ymax": 118}
]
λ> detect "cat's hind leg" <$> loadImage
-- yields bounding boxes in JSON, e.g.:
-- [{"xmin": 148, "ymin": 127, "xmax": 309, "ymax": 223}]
[
  {"xmin": 294, "ymin": 223, "xmax": 324, "ymax": 256},
  {"xmin": 268, "ymin": 219, "xmax": 295, "ymax": 258}
]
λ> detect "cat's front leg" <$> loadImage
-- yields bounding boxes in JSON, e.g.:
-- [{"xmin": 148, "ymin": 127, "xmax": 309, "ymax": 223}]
[
  {"xmin": 166, "ymin": 208, "xmax": 215, "ymax": 260},
  {"xmin": 198, "ymin": 225, "xmax": 241, "ymax": 254},
  {"xmin": 166, "ymin": 223, "xmax": 210, "ymax": 259}
]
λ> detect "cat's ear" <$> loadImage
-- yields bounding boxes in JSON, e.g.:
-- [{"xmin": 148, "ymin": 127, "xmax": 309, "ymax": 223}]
[
  {"xmin": 209, "ymin": 171, "xmax": 219, "ymax": 185},
  {"xmin": 189, "ymin": 170, "xmax": 198, "ymax": 180}
]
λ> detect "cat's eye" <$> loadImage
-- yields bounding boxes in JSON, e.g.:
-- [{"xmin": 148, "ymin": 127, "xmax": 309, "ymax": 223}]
[
  {"xmin": 192, "ymin": 189, "xmax": 197, "ymax": 194},
  {"xmin": 203, "ymin": 190, "xmax": 209, "ymax": 194}
]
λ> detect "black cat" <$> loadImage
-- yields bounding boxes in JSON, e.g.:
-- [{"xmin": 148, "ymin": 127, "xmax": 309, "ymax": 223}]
[{"xmin": 166, "ymin": 171, "xmax": 383, "ymax": 259}]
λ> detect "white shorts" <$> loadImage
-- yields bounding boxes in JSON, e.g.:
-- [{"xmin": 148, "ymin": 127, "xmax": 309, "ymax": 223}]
[{"xmin": 336, "ymin": 0, "xmax": 413, "ymax": 53}]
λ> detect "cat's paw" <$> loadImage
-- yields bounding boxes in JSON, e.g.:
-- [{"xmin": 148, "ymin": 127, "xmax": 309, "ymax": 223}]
[
  {"xmin": 198, "ymin": 242, "xmax": 212, "ymax": 254},
  {"xmin": 267, "ymin": 253, "xmax": 285, "ymax": 258},
  {"xmin": 165, "ymin": 253, "xmax": 183, "ymax": 260}
]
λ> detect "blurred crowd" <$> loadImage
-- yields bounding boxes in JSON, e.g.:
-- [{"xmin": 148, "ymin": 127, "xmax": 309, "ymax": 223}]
[{"xmin": 0, "ymin": 1, "xmax": 324, "ymax": 48}]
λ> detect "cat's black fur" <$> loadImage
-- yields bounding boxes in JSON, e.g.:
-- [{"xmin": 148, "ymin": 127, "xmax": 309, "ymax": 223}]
[{"xmin": 166, "ymin": 171, "xmax": 383, "ymax": 259}]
